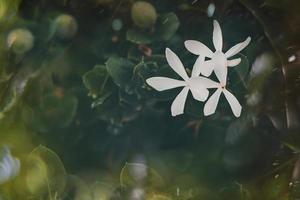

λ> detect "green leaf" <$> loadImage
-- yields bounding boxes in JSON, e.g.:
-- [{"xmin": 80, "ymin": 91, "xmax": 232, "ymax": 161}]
[
  {"xmin": 248, "ymin": 52, "xmax": 276, "ymax": 93},
  {"xmin": 40, "ymin": 92, "xmax": 78, "ymax": 128},
  {"xmin": 91, "ymin": 182, "xmax": 115, "ymax": 200},
  {"xmin": 106, "ymin": 56, "xmax": 134, "ymax": 88},
  {"xmin": 83, "ymin": 65, "xmax": 109, "ymax": 95},
  {"xmin": 120, "ymin": 163, "xmax": 164, "ymax": 189},
  {"xmin": 156, "ymin": 13, "xmax": 180, "ymax": 41},
  {"xmin": 25, "ymin": 145, "xmax": 66, "ymax": 199},
  {"xmin": 91, "ymin": 92, "xmax": 112, "ymax": 108},
  {"xmin": 126, "ymin": 12, "xmax": 180, "ymax": 44},
  {"xmin": 65, "ymin": 175, "xmax": 92, "ymax": 200},
  {"xmin": 147, "ymin": 192, "xmax": 173, "ymax": 200},
  {"xmin": 23, "ymin": 91, "xmax": 79, "ymax": 131},
  {"xmin": 180, "ymin": 187, "xmax": 221, "ymax": 200},
  {"xmin": 126, "ymin": 29, "xmax": 153, "ymax": 44}
]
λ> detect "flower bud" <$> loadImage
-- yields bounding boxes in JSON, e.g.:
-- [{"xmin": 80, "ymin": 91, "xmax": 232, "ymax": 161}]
[
  {"xmin": 131, "ymin": 1, "xmax": 157, "ymax": 29},
  {"xmin": 53, "ymin": 14, "xmax": 78, "ymax": 39},
  {"xmin": 7, "ymin": 28, "xmax": 34, "ymax": 54}
]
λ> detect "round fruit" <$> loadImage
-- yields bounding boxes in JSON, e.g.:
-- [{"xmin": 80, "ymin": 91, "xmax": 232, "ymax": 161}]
[
  {"xmin": 131, "ymin": 1, "xmax": 157, "ymax": 29},
  {"xmin": 7, "ymin": 28, "xmax": 34, "ymax": 54}
]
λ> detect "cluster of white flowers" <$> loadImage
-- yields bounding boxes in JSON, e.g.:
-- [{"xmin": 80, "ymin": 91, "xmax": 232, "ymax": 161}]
[{"xmin": 146, "ymin": 20, "xmax": 251, "ymax": 117}]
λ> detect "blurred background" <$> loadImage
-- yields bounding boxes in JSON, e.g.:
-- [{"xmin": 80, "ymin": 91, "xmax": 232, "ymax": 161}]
[{"xmin": 0, "ymin": 0, "xmax": 300, "ymax": 199}]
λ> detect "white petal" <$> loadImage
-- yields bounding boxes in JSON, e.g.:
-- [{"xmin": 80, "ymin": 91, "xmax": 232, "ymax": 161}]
[
  {"xmin": 189, "ymin": 76, "xmax": 219, "ymax": 88},
  {"xmin": 184, "ymin": 40, "xmax": 213, "ymax": 58},
  {"xmin": 171, "ymin": 87, "xmax": 189, "ymax": 116},
  {"xmin": 190, "ymin": 86, "xmax": 209, "ymax": 102},
  {"xmin": 214, "ymin": 64, "xmax": 227, "ymax": 86},
  {"xmin": 165, "ymin": 48, "xmax": 189, "ymax": 81},
  {"xmin": 223, "ymin": 89, "xmax": 242, "ymax": 117},
  {"xmin": 204, "ymin": 88, "xmax": 222, "ymax": 116},
  {"xmin": 225, "ymin": 37, "xmax": 251, "ymax": 58},
  {"xmin": 146, "ymin": 77, "xmax": 186, "ymax": 91},
  {"xmin": 200, "ymin": 60, "xmax": 214, "ymax": 77},
  {"xmin": 191, "ymin": 56, "xmax": 205, "ymax": 77},
  {"xmin": 213, "ymin": 20, "xmax": 223, "ymax": 51},
  {"xmin": 227, "ymin": 58, "xmax": 241, "ymax": 67}
]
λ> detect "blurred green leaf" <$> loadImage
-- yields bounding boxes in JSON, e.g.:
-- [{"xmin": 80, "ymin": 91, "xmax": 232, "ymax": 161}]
[
  {"xmin": 106, "ymin": 57, "xmax": 134, "ymax": 88},
  {"xmin": 127, "ymin": 12, "xmax": 179, "ymax": 45},
  {"xmin": 156, "ymin": 13, "xmax": 180, "ymax": 41},
  {"xmin": 83, "ymin": 65, "xmax": 109, "ymax": 95},
  {"xmin": 120, "ymin": 163, "xmax": 165, "ymax": 189},
  {"xmin": 41, "ymin": 92, "xmax": 78, "ymax": 128},
  {"xmin": 25, "ymin": 145, "xmax": 66, "ymax": 199},
  {"xmin": 127, "ymin": 29, "xmax": 153, "ymax": 44}
]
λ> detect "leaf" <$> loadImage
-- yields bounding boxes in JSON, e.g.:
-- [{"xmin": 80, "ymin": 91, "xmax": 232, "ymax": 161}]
[
  {"xmin": 180, "ymin": 187, "xmax": 221, "ymax": 200},
  {"xmin": 156, "ymin": 13, "xmax": 180, "ymax": 41},
  {"xmin": 83, "ymin": 65, "xmax": 109, "ymax": 95},
  {"xmin": 106, "ymin": 57, "xmax": 134, "ymax": 88},
  {"xmin": 0, "ymin": 67, "xmax": 39, "ymax": 120},
  {"xmin": 65, "ymin": 175, "xmax": 92, "ymax": 200},
  {"xmin": 40, "ymin": 92, "xmax": 78, "ymax": 129},
  {"xmin": 146, "ymin": 192, "xmax": 173, "ymax": 200},
  {"xmin": 126, "ymin": 13, "xmax": 180, "ymax": 44},
  {"xmin": 248, "ymin": 52, "xmax": 276, "ymax": 92},
  {"xmin": 91, "ymin": 182, "xmax": 115, "ymax": 200},
  {"xmin": 91, "ymin": 92, "xmax": 112, "ymax": 108},
  {"xmin": 25, "ymin": 145, "xmax": 66, "ymax": 198},
  {"xmin": 120, "ymin": 163, "xmax": 164, "ymax": 189},
  {"xmin": 126, "ymin": 29, "xmax": 153, "ymax": 44}
]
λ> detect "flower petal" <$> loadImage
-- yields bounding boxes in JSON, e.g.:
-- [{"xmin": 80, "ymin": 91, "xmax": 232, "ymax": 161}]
[
  {"xmin": 171, "ymin": 87, "xmax": 189, "ymax": 116},
  {"xmin": 184, "ymin": 40, "xmax": 213, "ymax": 58},
  {"xmin": 223, "ymin": 89, "xmax": 242, "ymax": 117},
  {"xmin": 201, "ymin": 60, "xmax": 214, "ymax": 77},
  {"xmin": 189, "ymin": 76, "xmax": 219, "ymax": 89},
  {"xmin": 190, "ymin": 86, "xmax": 209, "ymax": 102},
  {"xmin": 227, "ymin": 58, "xmax": 241, "ymax": 67},
  {"xmin": 225, "ymin": 37, "xmax": 251, "ymax": 58},
  {"xmin": 165, "ymin": 48, "xmax": 189, "ymax": 81},
  {"xmin": 146, "ymin": 77, "xmax": 186, "ymax": 91},
  {"xmin": 213, "ymin": 20, "xmax": 223, "ymax": 51},
  {"xmin": 191, "ymin": 56, "xmax": 205, "ymax": 77},
  {"xmin": 214, "ymin": 64, "xmax": 227, "ymax": 86},
  {"xmin": 204, "ymin": 88, "xmax": 222, "ymax": 116}
]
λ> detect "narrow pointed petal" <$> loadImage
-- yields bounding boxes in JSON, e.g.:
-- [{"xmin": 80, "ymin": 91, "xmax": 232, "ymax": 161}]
[
  {"xmin": 201, "ymin": 60, "xmax": 214, "ymax": 77},
  {"xmin": 191, "ymin": 56, "xmax": 205, "ymax": 77},
  {"xmin": 213, "ymin": 20, "xmax": 223, "ymax": 51},
  {"xmin": 146, "ymin": 77, "xmax": 186, "ymax": 91},
  {"xmin": 204, "ymin": 88, "xmax": 222, "ymax": 116},
  {"xmin": 214, "ymin": 64, "xmax": 227, "ymax": 86},
  {"xmin": 171, "ymin": 87, "xmax": 189, "ymax": 116},
  {"xmin": 227, "ymin": 58, "xmax": 241, "ymax": 67},
  {"xmin": 189, "ymin": 76, "xmax": 219, "ymax": 89},
  {"xmin": 184, "ymin": 40, "xmax": 213, "ymax": 58},
  {"xmin": 223, "ymin": 89, "xmax": 242, "ymax": 117},
  {"xmin": 190, "ymin": 86, "xmax": 209, "ymax": 102},
  {"xmin": 165, "ymin": 48, "xmax": 189, "ymax": 81},
  {"xmin": 225, "ymin": 37, "xmax": 251, "ymax": 58}
]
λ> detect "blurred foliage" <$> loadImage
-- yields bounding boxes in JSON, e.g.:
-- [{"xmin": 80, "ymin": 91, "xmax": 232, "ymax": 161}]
[{"xmin": 0, "ymin": 0, "xmax": 299, "ymax": 199}]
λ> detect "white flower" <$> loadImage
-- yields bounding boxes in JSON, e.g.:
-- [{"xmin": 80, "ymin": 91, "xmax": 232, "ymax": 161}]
[
  {"xmin": 0, "ymin": 147, "xmax": 20, "ymax": 184},
  {"xmin": 146, "ymin": 48, "xmax": 217, "ymax": 116},
  {"xmin": 184, "ymin": 20, "xmax": 251, "ymax": 85},
  {"xmin": 203, "ymin": 80, "xmax": 242, "ymax": 117}
]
